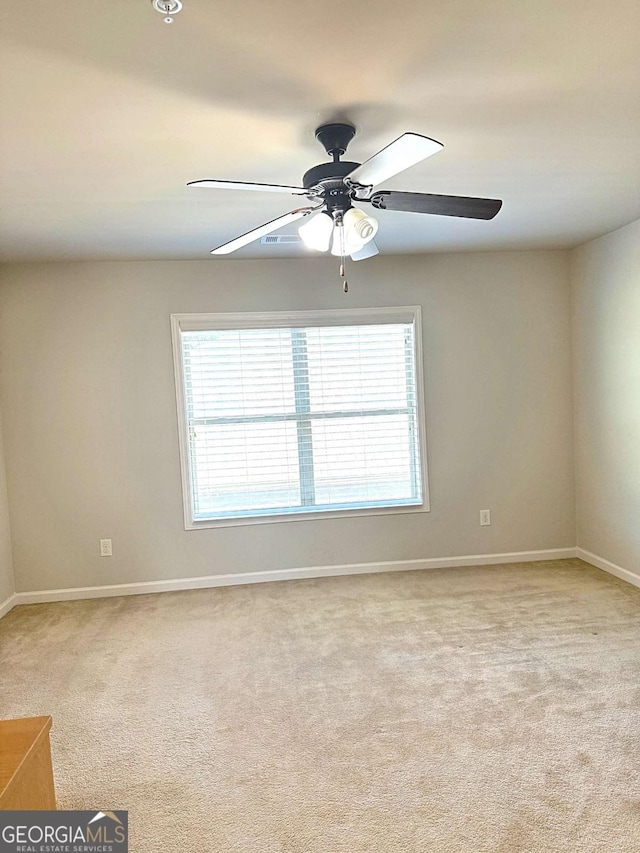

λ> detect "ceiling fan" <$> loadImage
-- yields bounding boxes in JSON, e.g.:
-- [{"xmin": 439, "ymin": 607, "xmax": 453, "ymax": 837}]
[{"xmin": 188, "ymin": 123, "xmax": 502, "ymax": 285}]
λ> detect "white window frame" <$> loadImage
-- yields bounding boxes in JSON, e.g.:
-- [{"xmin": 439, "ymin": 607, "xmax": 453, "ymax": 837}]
[{"xmin": 171, "ymin": 307, "xmax": 430, "ymax": 529}]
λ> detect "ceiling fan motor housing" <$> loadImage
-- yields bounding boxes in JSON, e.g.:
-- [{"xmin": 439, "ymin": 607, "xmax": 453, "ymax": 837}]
[
  {"xmin": 302, "ymin": 170, "xmax": 358, "ymax": 216},
  {"xmin": 302, "ymin": 161, "xmax": 360, "ymax": 189}
]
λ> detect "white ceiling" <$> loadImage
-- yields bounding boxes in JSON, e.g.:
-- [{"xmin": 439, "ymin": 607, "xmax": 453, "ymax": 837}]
[{"xmin": 1, "ymin": 0, "xmax": 639, "ymax": 262}]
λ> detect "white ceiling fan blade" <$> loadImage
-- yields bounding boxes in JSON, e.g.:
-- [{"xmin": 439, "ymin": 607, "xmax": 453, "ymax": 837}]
[
  {"xmin": 189, "ymin": 179, "xmax": 308, "ymax": 195},
  {"xmin": 211, "ymin": 207, "xmax": 318, "ymax": 255},
  {"xmin": 350, "ymin": 239, "xmax": 379, "ymax": 261},
  {"xmin": 347, "ymin": 133, "xmax": 443, "ymax": 188}
]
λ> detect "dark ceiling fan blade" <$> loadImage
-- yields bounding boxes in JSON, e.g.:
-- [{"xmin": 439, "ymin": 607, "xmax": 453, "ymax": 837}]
[
  {"xmin": 188, "ymin": 179, "xmax": 309, "ymax": 195},
  {"xmin": 211, "ymin": 207, "xmax": 319, "ymax": 255},
  {"xmin": 367, "ymin": 190, "xmax": 502, "ymax": 220},
  {"xmin": 347, "ymin": 133, "xmax": 443, "ymax": 187},
  {"xmin": 350, "ymin": 239, "xmax": 379, "ymax": 261}
]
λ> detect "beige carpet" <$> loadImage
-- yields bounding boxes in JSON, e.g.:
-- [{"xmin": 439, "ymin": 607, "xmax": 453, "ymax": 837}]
[{"xmin": 2, "ymin": 558, "xmax": 640, "ymax": 852}]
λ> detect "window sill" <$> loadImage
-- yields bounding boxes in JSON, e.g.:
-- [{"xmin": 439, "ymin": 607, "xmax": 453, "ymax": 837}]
[{"xmin": 185, "ymin": 500, "xmax": 430, "ymax": 530}]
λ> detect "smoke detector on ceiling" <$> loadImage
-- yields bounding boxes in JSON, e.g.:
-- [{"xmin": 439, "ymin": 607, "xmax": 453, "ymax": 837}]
[{"xmin": 151, "ymin": 0, "xmax": 183, "ymax": 23}]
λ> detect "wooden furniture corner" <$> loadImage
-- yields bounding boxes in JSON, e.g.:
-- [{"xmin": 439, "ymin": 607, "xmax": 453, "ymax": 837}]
[{"xmin": 0, "ymin": 716, "xmax": 56, "ymax": 810}]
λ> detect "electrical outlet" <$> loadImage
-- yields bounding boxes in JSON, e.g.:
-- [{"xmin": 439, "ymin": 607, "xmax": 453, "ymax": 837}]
[
  {"xmin": 480, "ymin": 510, "xmax": 491, "ymax": 526},
  {"xmin": 100, "ymin": 539, "xmax": 112, "ymax": 557}
]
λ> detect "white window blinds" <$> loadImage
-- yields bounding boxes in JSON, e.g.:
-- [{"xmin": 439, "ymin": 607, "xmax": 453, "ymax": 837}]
[{"xmin": 172, "ymin": 308, "xmax": 427, "ymax": 526}]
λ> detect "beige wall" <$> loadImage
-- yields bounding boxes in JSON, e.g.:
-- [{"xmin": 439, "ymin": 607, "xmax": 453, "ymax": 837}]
[
  {"xmin": 0, "ymin": 412, "xmax": 15, "ymax": 604},
  {"xmin": 0, "ymin": 251, "xmax": 574, "ymax": 593},
  {"xmin": 571, "ymin": 218, "xmax": 640, "ymax": 576}
]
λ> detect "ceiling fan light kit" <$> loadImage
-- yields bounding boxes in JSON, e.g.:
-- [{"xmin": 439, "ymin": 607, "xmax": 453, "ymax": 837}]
[
  {"xmin": 342, "ymin": 208, "xmax": 379, "ymax": 248},
  {"xmin": 298, "ymin": 212, "xmax": 334, "ymax": 252},
  {"xmin": 188, "ymin": 121, "xmax": 502, "ymax": 291}
]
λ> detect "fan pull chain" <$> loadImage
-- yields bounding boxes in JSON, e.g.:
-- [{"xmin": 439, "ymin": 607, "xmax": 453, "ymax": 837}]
[{"xmin": 336, "ymin": 217, "xmax": 348, "ymax": 293}]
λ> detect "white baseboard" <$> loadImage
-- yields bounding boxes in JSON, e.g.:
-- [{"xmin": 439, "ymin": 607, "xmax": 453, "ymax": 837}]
[
  {"xmin": 7, "ymin": 547, "xmax": 639, "ymax": 618},
  {"xmin": 576, "ymin": 548, "xmax": 640, "ymax": 590},
  {"xmin": 11, "ymin": 547, "xmax": 578, "ymax": 608},
  {"xmin": 0, "ymin": 593, "xmax": 16, "ymax": 619}
]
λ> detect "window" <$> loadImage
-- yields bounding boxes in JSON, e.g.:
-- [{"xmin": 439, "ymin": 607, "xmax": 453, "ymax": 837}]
[{"xmin": 171, "ymin": 307, "xmax": 429, "ymax": 528}]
